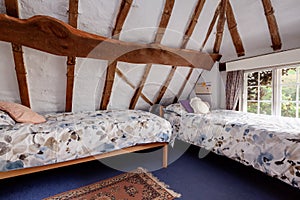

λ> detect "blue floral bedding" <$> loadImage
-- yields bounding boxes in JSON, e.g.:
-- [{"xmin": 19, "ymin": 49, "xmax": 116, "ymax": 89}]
[
  {"xmin": 164, "ymin": 103, "xmax": 300, "ymax": 189},
  {"xmin": 0, "ymin": 110, "xmax": 172, "ymax": 172}
]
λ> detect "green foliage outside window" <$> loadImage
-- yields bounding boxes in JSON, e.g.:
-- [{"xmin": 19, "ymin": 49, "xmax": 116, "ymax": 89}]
[{"xmin": 246, "ymin": 67, "xmax": 300, "ymax": 118}]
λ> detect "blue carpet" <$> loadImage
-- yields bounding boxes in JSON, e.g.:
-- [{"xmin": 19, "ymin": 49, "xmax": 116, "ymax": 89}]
[{"xmin": 0, "ymin": 143, "xmax": 300, "ymax": 200}]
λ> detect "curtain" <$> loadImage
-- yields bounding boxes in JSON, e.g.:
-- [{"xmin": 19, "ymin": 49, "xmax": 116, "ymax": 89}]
[{"xmin": 226, "ymin": 70, "xmax": 244, "ymax": 110}]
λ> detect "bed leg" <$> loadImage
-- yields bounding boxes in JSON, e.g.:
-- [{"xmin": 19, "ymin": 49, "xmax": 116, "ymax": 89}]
[{"xmin": 163, "ymin": 144, "xmax": 168, "ymax": 168}]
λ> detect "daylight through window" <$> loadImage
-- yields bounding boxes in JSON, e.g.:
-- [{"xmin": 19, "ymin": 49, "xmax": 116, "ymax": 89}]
[{"xmin": 243, "ymin": 65, "xmax": 300, "ymax": 118}]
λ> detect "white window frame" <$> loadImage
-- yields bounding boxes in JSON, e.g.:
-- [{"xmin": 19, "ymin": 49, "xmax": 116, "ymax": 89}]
[{"xmin": 242, "ymin": 64, "xmax": 300, "ymax": 118}]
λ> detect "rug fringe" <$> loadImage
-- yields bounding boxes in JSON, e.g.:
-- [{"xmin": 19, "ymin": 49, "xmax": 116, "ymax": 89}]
[{"xmin": 134, "ymin": 167, "xmax": 182, "ymax": 198}]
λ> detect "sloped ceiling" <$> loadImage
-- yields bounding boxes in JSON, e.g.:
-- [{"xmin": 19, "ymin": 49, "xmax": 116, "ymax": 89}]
[{"xmin": 0, "ymin": 0, "xmax": 299, "ymax": 112}]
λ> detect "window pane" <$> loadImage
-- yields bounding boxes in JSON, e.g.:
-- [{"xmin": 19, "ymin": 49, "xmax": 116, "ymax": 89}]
[
  {"xmin": 297, "ymin": 67, "xmax": 300, "ymax": 83},
  {"xmin": 247, "ymin": 102, "xmax": 258, "ymax": 114},
  {"xmin": 281, "ymin": 102, "xmax": 296, "ymax": 117},
  {"xmin": 247, "ymin": 87, "xmax": 258, "ymax": 100},
  {"xmin": 281, "ymin": 85, "xmax": 296, "ymax": 101},
  {"xmin": 260, "ymin": 102, "xmax": 272, "ymax": 115},
  {"xmin": 259, "ymin": 70, "xmax": 272, "ymax": 85},
  {"xmin": 281, "ymin": 68, "xmax": 296, "ymax": 84},
  {"xmin": 260, "ymin": 86, "xmax": 272, "ymax": 100},
  {"xmin": 247, "ymin": 72, "xmax": 258, "ymax": 86}
]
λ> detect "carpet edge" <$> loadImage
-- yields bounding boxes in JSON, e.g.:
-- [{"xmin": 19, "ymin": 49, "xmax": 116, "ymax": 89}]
[{"xmin": 135, "ymin": 167, "xmax": 182, "ymax": 198}]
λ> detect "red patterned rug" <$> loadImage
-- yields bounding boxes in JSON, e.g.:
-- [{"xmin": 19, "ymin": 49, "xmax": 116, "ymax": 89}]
[{"xmin": 44, "ymin": 168, "xmax": 181, "ymax": 200}]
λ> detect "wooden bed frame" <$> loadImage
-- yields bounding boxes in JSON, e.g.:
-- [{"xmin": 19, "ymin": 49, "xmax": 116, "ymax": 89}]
[{"xmin": 1, "ymin": 142, "xmax": 168, "ymax": 179}]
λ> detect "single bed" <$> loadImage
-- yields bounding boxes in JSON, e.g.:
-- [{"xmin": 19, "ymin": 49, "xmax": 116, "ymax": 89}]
[
  {"xmin": 0, "ymin": 109, "xmax": 172, "ymax": 179},
  {"xmin": 164, "ymin": 103, "xmax": 300, "ymax": 189}
]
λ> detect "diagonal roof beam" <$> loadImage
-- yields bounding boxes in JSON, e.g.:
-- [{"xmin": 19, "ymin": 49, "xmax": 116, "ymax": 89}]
[
  {"xmin": 4, "ymin": 0, "xmax": 31, "ymax": 108},
  {"xmin": 226, "ymin": 0, "xmax": 245, "ymax": 57},
  {"xmin": 261, "ymin": 0, "xmax": 282, "ymax": 51},
  {"xmin": 100, "ymin": 0, "xmax": 133, "ymax": 110},
  {"xmin": 176, "ymin": 2, "xmax": 221, "ymax": 103},
  {"xmin": 65, "ymin": 0, "xmax": 79, "ymax": 112},
  {"xmin": 213, "ymin": 0, "xmax": 228, "ymax": 54},
  {"xmin": 200, "ymin": 2, "xmax": 221, "ymax": 50},
  {"xmin": 182, "ymin": 0, "xmax": 206, "ymax": 49},
  {"xmin": 115, "ymin": 68, "xmax": 153, "ymax": 105},
  {"xmin": 129, "ymin": 0, "xmax": 175, "ymax": 109},
  {"xmin": 155, "ymin": 0, "xmax": 206, "ymax": 104}
]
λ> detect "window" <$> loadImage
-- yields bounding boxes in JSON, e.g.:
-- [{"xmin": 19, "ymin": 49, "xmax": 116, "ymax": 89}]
[{"xmin": 243, "ymin": 65, "xmax": 300, "ymax": 118}]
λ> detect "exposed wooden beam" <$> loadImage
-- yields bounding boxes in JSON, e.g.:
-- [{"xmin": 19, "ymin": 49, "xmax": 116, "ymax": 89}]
[
  {"xmin": 112, "ymin": 0, "xmax": 133, "ymax": 39},
  {"xmin": 173, "ymin": 68, "xmax": 195, "ymax": 103},
  {"xmin": 68, "ymin": 0, "xmax": 79, "ymax": 28},
  {"xmin": 0, "ymin": 14, "xmax": 220, "ymax": 69},
  {"xmin": 154, "ymin": 66, "xmax": 176, "ymax": 104},
  {"xmin": 261, "ymin": 0, "xmax": 282, "ymax": 51},
  {"xmin": 115, "ymin": 68, "xmax": 153, "ymax": 105},
  {"xmin": 200, "ymin": 2, "xmax": 221, "ymax": 50},
  {"xmin": 129, "ymin": 63, "xmax": 154, "ymax": 108},
  {"xmin": 129, "ymin": 0, "xmax": 175, "ymax": 109},
  {"xmin": 65, "ymin": 0, "xmax": 79, "ymax": 112},
  {"xmin": 4, "ymin": 0, "xmax": 31, "ymax": 108},
  {"xmin": 226, "ymin": 0, "xmax": 245, "ymax": 57},
  {"xmin": 154, "ymin": 0, "xmax": 175, "ymax": 43},
  {"xmin": 154, "ymin": 0, "xmax": 207, "ymax": 104},
  {"xmin": 100, "ymin": 0, "xmax": 133, "ymax": 110},
  {"xmin": 112, "ymin": 0, "xmax": 152, "ymax": 108},
  {"xmin": 100, "ymin": 61, "xmax": 117, "ymax": 110},
  {"xmin": 213, "ymin": 0, "xmax": 228, "ymax": 54},
  {"xmin": 182, "ymin": 0, "xmax": 206, "ymax": 49}
]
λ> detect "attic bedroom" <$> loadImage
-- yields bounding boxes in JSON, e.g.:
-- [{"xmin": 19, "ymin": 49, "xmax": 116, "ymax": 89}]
[{"xmin": 0, "ymin": 0, "xmax": 300, "ymax": 199}]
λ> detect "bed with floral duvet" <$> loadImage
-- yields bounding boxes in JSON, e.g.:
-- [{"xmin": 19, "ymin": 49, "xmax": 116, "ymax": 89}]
[
  {"xmin": 0, "ymin": 109, "xmax": 172, "ymax": 178},
  {"xmin": 164, "ymin": 103, "xmax": 300, "ymax": 189}
]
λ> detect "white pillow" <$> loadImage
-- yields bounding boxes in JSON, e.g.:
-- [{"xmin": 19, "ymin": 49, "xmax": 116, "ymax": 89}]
[{"xmin": 190, "ymin": 97, "xmax": 210, "ymax": 114}]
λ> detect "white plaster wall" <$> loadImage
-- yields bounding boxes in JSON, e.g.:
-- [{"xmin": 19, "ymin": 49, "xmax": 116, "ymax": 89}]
[
  {"xmin": 186, "ymin": 0, "xmax": 219, "ymax": 51},
  {"xmin": 272, "ymin": 0, "xmax": 300, "ymax": 51},
  {"xmin": 140, "ymin": 64, "xmax": 172, "ymax": 104},
  {"xmin": 0, "ymin": 42, "xmax": 20, "ymax": 102},
  {"xmin": 121, "ymin": 0, "xmax": 163, "ymax": 43},
  {"xmin": 19, "ymin": 0, "xmax": 68, "ymax": 22},
  {"xmin": 24, "ymin": 47, "xmax": 66, "ymax": 112},
  {"xmin": 197, "ymin": 63, "xmax": 225, "ymax": 109},
  {"xmin": 109, "ymin": 62, "xmax": 146, "ymax": 109},
  {"xmin": 72, "ymin": 58, "xmax": 108, "ymax": 112},
  {"xmin": 78, "ymin": 0, "xmax": 121, "ymax": 37},
  {"xmin": 162, "ymin": 0, "xmax": 197, "ymax": 48}
]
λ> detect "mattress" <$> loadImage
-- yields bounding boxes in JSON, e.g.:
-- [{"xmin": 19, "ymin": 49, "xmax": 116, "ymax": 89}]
[
  {"xmin": 164, "ymin": 103, "xmax": 300, "ymax": 188},
  {"xmin": 0, "ymin": 110, "xmax": 172, "ymax": 171}
]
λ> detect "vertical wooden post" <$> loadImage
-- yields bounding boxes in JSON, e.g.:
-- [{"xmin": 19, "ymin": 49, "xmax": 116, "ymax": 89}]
[
  {"xmin": 65, "ymin": 0, "xmax": 79, "ymax": 112},
  {"xmin": 5, "ymin": 0, "xmax": 31, "ymax": 107},
  {"xmin": 163, "ymin": 143, "xmax": 168, "ymax": 168}
]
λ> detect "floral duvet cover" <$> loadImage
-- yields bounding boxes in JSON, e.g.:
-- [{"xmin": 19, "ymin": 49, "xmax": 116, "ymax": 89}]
[
  {"xmin": 0, "ymin": 110, "xmax": 172, "ymax": 172},
  {"xmin": 164, "ymin": 103, "xmax": 300, "ymax": 189}
]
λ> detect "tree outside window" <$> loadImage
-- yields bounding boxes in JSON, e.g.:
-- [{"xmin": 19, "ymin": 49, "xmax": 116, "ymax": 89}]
[{"xmin": 243, "ymin": 65, "xmax": 300, "ymax": 118}]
